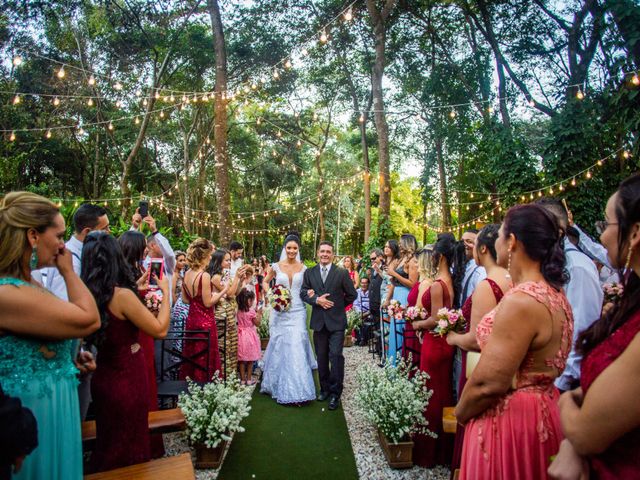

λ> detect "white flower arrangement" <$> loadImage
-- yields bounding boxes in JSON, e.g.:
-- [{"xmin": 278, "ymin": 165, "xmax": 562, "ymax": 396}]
[
  {"xmin": 178, "ymin": 374, "xmax": 252, "ymax": 448},
  {"xmin": 346, "ymin": 308, "xmax": 363, "ymax": 334},
  {"xmin": 257, "ymin": 307, "xmax": 270, "ymax": 339},
  {"xmin": 354, "ymin": 359, "xmax": 436, "ymax": 444}
]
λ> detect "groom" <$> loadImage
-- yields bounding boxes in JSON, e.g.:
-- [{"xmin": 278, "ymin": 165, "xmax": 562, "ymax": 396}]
[{"xmin": 301, "ymin": 241, "xmax": 358, "ymax": 410}]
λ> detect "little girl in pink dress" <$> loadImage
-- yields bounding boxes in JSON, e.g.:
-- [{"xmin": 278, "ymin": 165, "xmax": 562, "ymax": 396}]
[{"xmin": 236, "ymin": 288, "xmax": 262, "ymax": 385}]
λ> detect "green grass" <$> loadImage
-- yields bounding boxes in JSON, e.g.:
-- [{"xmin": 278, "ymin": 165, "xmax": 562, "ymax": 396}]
[
  {"xmin": 217, "ymin": 383, "xmax": 359, "ymax": 480},
  {"xmin": 218, "ymin": 305, "xmax": 358, "ymax": 479}
]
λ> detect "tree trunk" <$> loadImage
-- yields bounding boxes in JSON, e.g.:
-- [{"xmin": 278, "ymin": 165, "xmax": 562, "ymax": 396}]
[
  {"xmin": 495, "ymin": 57, "xmax": 511, "ymax": 129},
  {"xmin": 360, "ymin": 119, "xmax": 372, "ymax": 243},
  {"xmin": 366, "ymin": 0, "xmax": 397, "ymax": 228},
  {"xmin": 93, "ymin": 132, "xmax": 100, "ymax": 198},
  {"xmin": 314, "ymin": 152, "xmax": 326, "ymax": 241},
  {"xmin": 435, "ymin": 137, "xmax": 451, "ymax": 229},
  {"xmin": 208, "ymin": 0, "xmax": 231, "ymax": 246}
]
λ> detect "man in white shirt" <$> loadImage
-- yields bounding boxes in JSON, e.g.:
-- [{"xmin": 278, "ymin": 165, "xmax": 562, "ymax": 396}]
[
  {"xmin": 229, "ymin": 241, "xmax": 244, "ymax": 278},
  {"xmin": 460, "ymin": 229, "xmax": 487, "ymax": 307},
  {"xmin": 537, "ymin": 198, "xmax": 604, "ymax": 392},
  {"xmin": 36, "ymin": 203, "xmax": 110, "ymax": 420}
]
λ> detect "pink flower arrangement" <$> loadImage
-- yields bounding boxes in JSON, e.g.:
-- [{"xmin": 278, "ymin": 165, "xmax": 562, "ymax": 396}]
[
  {"xmin": 603, "ymin": 282, "xmax": 623, "ymax": 303},
  {"xmin": 432, "ymin": 307, "xmax": 466, "ymax": 337},
  {"xmin": 144, "ymin": 290, "xmax": 163, "ymax": 312},
  {"xmin": 268, "ymin": 284, "xmax": 291, "ymax": 312},
  {"xmin": 404, "ymin": 306, "xmax": 428, "ymax": 322},
  {"xmin": 386, "ymin": 299, "xmax": 404, "ymax": 320}
]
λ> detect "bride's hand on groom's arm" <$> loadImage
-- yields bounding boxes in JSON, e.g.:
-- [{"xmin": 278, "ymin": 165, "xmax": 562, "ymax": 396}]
[{"xmin": 307, "ymin": 289, "xmax": 315, "ymax": 298}]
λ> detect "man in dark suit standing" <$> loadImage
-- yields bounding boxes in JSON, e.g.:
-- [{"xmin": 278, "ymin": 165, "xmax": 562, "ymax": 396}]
[{"xmin": 301, "ymin": 241, "xmax": 358, "ymax": 410}]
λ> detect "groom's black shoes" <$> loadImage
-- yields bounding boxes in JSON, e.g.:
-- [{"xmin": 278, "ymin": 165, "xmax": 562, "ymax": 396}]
[
  {"xmin": 317, "ymin": 391, "xmax": 330, "ymax": 402},
  {"xmin": 328, "ymin": 395, "xmax": 340, "ymax": 410}
]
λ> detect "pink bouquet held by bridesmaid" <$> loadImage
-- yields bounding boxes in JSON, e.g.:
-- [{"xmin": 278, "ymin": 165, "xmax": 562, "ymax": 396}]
[{"xmin": 432, "ymin": 307, "xmax": 466, "ymax": 337}]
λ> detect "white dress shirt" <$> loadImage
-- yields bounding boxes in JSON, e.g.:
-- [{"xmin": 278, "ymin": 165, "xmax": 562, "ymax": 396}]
[
  {"xmin": 460, "ymin": 259, "xmax": 487, "ymax": 306},
  {"xmin": 230, "ymin": 258, "xmax": 243, "ymax": 279},
  {"xmin": 555, "ymin": 238, "xmax": 604, "ymax": 391}
]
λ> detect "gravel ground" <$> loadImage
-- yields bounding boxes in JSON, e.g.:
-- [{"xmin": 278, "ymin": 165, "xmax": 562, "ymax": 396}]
[
  {"xmin": 342, "ymin": 345, "xmax": 450, "ymax": 480},
  {"xmin": 163, "ymin": 346, "xmax": 451, "ymax": 479}
]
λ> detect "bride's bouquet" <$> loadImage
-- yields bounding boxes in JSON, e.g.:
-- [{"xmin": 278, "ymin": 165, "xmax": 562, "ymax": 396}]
[
  {"xmin": 267, "ymin": 284, "xmax": 291, "ymax": 312},
  {"xmin": 432, "ymin": 307, "xmax": 466, "ymax": 337}
]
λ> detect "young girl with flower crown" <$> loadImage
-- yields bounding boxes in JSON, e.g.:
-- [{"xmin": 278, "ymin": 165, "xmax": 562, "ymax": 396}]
[{"xmin": 236, "ymin": 288, "xmax": 263, "ymax": 385}]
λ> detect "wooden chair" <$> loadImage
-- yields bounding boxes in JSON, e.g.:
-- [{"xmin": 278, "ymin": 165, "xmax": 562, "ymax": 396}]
[
  {"xmin": 82, "ymin": 408, "xmax": 186, "ymax": 443},
  {"xmin": 84, "ymin": 453, "xmax": 194, "ymax": 479},
  {"xmin": 442, "ymin": 406, "xmax": 457, "ymax": 434}
]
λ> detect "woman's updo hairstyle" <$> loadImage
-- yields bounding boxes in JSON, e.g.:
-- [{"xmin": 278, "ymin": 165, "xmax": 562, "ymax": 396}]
[
  {"xmin": 476, "ymin": 224, "xmax": 501, "ymax": 262},
  {"xmin": 186, "ymin": 237, "xmax": 213, "ymax": 269},
  {"xmin": 433, "ymin": 233, "xmax": 467, "ymax": 308},
  {"xmin": 0, "ymin": 192, "xmax": 60, "ymax": 278},
  {"xmin": 578, "ymin": 173, "xmax": 640, "ymax": 355},
  {"xmin": 503, "ymin": 204, "xmax": 568, "ymax": 291},
  {"xmin": 284, "ymin": 230, "xmax": 301, "ymax": 248}
]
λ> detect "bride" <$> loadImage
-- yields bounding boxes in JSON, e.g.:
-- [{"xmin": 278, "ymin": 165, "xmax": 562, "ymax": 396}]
[{"xmin": 260, "ymin": 232, "xmax": 317, "ymax": 404}]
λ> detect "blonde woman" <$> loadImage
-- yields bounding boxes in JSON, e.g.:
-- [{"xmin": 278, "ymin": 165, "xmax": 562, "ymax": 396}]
[
  {"xmin": 0, "ymin": 192, "xmax": 100, "ymax": 479},
  {"xmin": 402, "ymin": 247, "xmax": 436, "ymax": 368},
  {"xmin": 180, "ymin": 239, "xmax": 226, "ymax": 381}
]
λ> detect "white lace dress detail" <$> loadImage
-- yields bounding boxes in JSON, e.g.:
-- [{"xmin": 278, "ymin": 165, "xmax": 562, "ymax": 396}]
[{"xmin": 260, "ymin": 263, "xmax": 318, "ymax": 404}]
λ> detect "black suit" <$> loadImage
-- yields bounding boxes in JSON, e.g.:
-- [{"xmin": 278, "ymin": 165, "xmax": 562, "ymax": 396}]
[{"xmin": 301, "ymin": 263, "xmax": 358, "ymax": 397}]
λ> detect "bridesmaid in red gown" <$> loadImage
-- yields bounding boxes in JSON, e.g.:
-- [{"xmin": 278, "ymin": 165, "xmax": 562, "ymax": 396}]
[
  {"xmin": 410, "ymin": 233, "xmax": 465, "ymax": 468},
  {"xmin": 446, "ymin": 224, "xmax": 511, "ymax": 475},
  {"xmin": 180, "ymin": 238, "xmax": 224, "ymax": 381},
  {"xmin": 81, "ymin": 232, "xmax": 171, "ymax": 472},
  {"xmin": 551, "ymin": 174, "xmax": 640, "ymax": 480},
  {"xmin": 456, "ymin": 205, "xmax": 573, "ymax": 480}
]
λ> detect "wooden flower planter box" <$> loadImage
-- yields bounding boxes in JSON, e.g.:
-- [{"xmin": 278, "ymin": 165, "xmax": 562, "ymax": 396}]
[
  {"xmin": 344, "ymin": 335, "xmax": 354, "ymax": 347},
  {"xmin": 377, "ymin": 429, "xmax": 414, "ymax": 469},
  {"xmin": 195, "ymin": 440, "xmax": 228, "ymax": 469},
  {"xmin": 260, "ymin": 337, "xmax": 269, "ymax": 350}
]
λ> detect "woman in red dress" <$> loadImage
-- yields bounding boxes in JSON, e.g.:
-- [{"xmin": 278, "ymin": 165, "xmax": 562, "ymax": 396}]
[
  {"xmin": 446, "ymin": 224, "xmax": 511, "ymax": 474},
  {"xmin": 180, "ymin": 238, "xmax": 225, "ymax": 381},
  {"xmin": 550, "ymin": 173, "xmax": 640, "ymax": 480},
  {"xmin": 82, "ymin": 232, "xmax": 171, "ymax": 472},
  {"xmin": 410, "ymin": 233, "xmax": 466, "ymax": 468},
  {"xmin": 456, "ymin": 205, "xmax": 573, "ymax": 479}
]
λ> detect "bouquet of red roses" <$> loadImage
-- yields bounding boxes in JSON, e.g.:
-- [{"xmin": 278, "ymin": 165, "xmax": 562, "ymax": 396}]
[{"xmin": 267, "ymin": 284, "xmax": 291, "ymax": 312}]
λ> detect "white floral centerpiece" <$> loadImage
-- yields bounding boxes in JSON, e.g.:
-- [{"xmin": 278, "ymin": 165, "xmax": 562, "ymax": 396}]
[
  {"xmin": 178, "ymin": 374, "xmax": 252, "ymax": 450},
  {"xmin": 346, "ymin": 308, "xmax": 363, "ymax": 334},
  {"xmin": 354, "ymin": 359, "xmax": 435, "ymax": 444}
]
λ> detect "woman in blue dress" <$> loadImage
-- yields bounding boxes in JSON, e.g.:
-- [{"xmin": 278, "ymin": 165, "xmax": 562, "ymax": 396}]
[
  {"xmin": 385, "ymin": 234, "xmax": 419, "ymax": 365},
  {"xmin": 0, "ymin": 192, "xmax": 100, "ymax": 479}
]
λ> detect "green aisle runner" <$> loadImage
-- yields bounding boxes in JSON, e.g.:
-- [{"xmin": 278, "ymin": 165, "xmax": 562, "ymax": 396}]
[{"xmin": 218, "ymin": 384, "xmax": 359, "ymax": 480}]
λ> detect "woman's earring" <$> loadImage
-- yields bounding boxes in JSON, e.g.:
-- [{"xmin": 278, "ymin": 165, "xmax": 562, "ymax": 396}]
[
  {"xmin": 625, "ymin": 247, "xmax": 633, "ymax": 271},
  {"xmin": 29, "ymin": 245, "xmax": 39, "ymax": 270},
  {"xmin": 505, "ymin": 250, "xmax": 512, "ymax": 280}
]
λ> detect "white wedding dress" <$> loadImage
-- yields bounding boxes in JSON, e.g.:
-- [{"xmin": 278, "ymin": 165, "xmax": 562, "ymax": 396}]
[{"xmin": 260, "ymin": 263, "xmax": 317, "ymax": 404}]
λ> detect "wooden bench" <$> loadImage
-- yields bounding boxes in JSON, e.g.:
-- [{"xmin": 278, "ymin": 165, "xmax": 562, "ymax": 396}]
[
  {"xmin": 443, "ymin": 406, "xmax": 457, "ymax": 434},
  {"xmin": 82, "ymin": 408, "xmax": 186, "ymax": 443},
  {"xmin": 84, "ymin": 453, "xmax": 194, "ymax": 479}
]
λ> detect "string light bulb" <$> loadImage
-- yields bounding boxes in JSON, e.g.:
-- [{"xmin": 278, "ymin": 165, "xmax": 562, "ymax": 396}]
[
  {"xmin": 586, "ymin": 170, "xmax": 592, "ymax": 179},
  {"xmin": 571, "ymin": 178, "xmax": 576, "ymax": 186},
  {"xmin": 449, "ymin": 110, "xmax": 456, "ymax": 119},
  {"xmin": 320, "ymin": 29, "xmax": 328, "ymax": 43},
  {"xmin": 9, "ymin": 131, "xmax": 16, "ymax": 141},
  {"xmin": 528, "ymin": 98, "xmax": 535, "ymax": 107},
  {"xmin": 273, "ymin": 69, "xmax": 280, "ymax": 79},
  {"xmin": 57, "ymin": 67, "xmax": 66, "ymax": 79},
  {"xmin": 108, "ymin": 122, "xmax": 114, "ymax": 131},
  {"xmin": 284, "ymin": 59, "xmax": 292, "ymax": 69},
  {"xmin": 46, "ymin": 129, "xmax": 52, "ymax": 139},
  {"xmin": 359, "ymin": 114, "xmax": 365, "ymax": 123},
  {"xmin": 12, "ymin": 95, "xmax": 20, "ymax": 105},
  {"xmin": 135, "ymin": 116, "xmax": 140, "ymax": 125},
  {"xmin": 344, "ymin": 7, "xmax": 353, "ymax": 21},
  {"xmin": 88, "ymin": 76, "xmax": 96, "ymax": 86},
  {"xmin": 631, "ymin": 74, "xmax": 639, "ymax": 86},
  {"xmin": 623, "ymin": 150, "xmax": 631, "ymax": 159},
  {"xmin": 53, "ymin": 97, "xmax": 60, "ymax": 106},
  {"xmin": 87, "ymin": 98, "xmax": 94, "ymax": 107},
  {"xmin": 576, "ymin": 89, "xmax": 584, "ymax": 100},
  {"xmin": 114, "ymin": 82, "xmax": 123, "ymax": 91},
  {"xmin": 301, "ymin": 48, "xmax": 308, "ymax": 56},
  {"xmin": 13, "ymin": 56, "xmax": 22, "ymax": 66}
]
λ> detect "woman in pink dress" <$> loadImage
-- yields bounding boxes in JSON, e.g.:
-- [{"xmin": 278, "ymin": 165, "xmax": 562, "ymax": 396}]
[
  {"xmin": 456, "ymin": 204, "xmax": 573, "ymax": 480},
  {"xmin": 549, "ymin": 173, "xmax": 640, "ymax": 480},
  {"xmin": 446, "ymin": 224, "xmax": 511, "ymax": 475},
  {"xmin": 180, "ymin": 238, "xmax": 225, "ymax": 381},
  {"xmin": 236, "ymin": 288, "xmax": 262, "ymax": 385},
  {"xmin": 410, "ymin": 233, "xmax": 466, "ymax": 468}
]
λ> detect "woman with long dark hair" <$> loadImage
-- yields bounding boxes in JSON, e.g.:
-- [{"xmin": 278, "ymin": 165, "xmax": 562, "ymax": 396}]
[
  {"xmin": 410, "ymin": 232, "xmax": 465, "ymax": 468},
  {"xmin": 446, "ymin": 224, "xmax": 511, "ymax": 475},
  {"xmin": 210, "ymin": 248, "xmax": 247, "ymax": 379},
  {"xmin": 549, "ymin": 174, "xmax": 640, "ymax": 480},
  {"xmin": 456, "ymin": 204, "xmax": 572, "ymax": 479},
  {"xmin": 82, "ymin": 232, "xmax": 170, "ymax": 472}
]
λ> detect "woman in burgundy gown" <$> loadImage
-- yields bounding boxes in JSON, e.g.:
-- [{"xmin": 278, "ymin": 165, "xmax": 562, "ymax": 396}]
[
  {"xmin": 410, "ymin": 233, "xmax": 465, "ymax": 468},
  {"xmin": 550, "ymin": 174, "xmax": 640, "ymax": 480},
  {"xmin": 81, "ymin": 232, "xmax": 171, "ymax": 472},
  {"xmin": 446, "ymin": 224, "xmax": 511, "ymax": 475},
  {"xmin": 181, "ymin": 238, "xmax": 224, "ymax": 381}
]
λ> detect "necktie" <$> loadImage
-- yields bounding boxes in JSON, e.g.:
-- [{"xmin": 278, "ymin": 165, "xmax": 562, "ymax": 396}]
[{"xmin": 321, "ymin": 266, "xmax": 328, "ymax": 283}]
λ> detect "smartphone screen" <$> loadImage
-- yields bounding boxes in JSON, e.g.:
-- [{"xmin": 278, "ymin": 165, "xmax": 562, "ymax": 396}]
[
  {"xmin": 149, "ymin": 259, "xmax": 163, "ymax": 287},
  {"xmin": 139, "ymin": 200, "xmax": 149, "ymax": 218}
]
